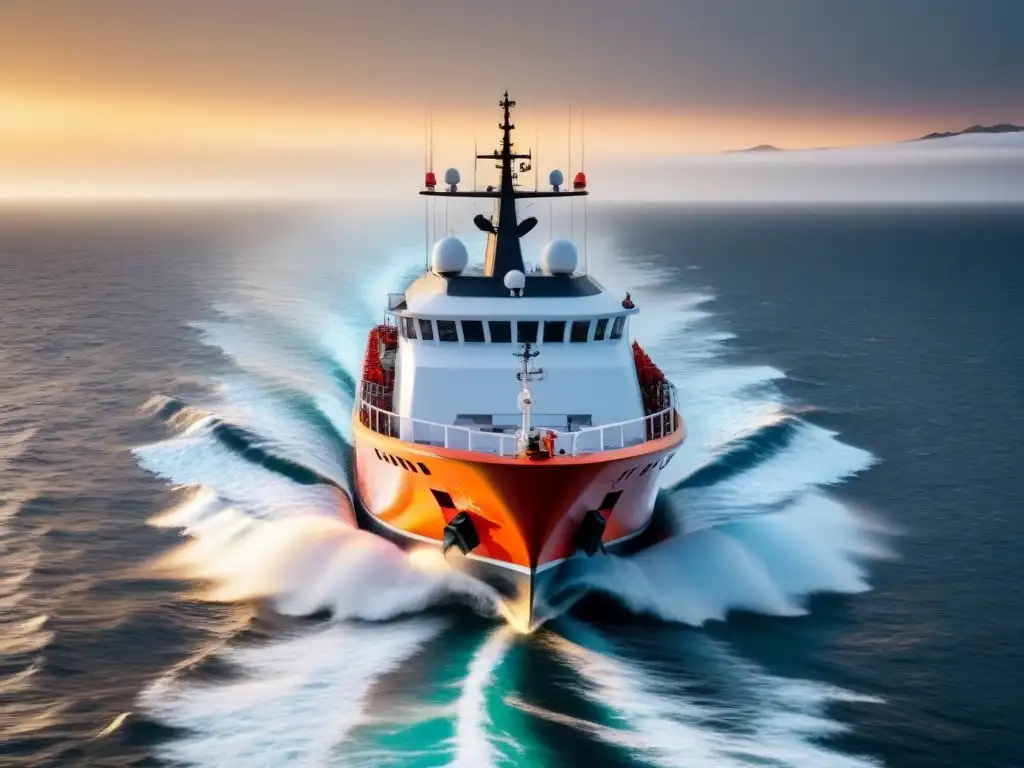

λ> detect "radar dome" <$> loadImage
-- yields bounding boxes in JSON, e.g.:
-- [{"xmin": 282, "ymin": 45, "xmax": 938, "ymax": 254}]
[
  {"xmin": 504, "ymin": 269, "xmax": 526, "ymax": 296},
  {"xmin": 444, "ymin": 168, "xmax": 461, "ymax": 186},
  {"xmin": 541, "ymin": 239, "xmax": 578, "ymax": 275},
  {"xmin": 431, "ymin": 236, "xmax": 469, "ymax": 276},
  {"xmin": 549, "ymin": 169, "xmax": 564, "ymax": 189}
]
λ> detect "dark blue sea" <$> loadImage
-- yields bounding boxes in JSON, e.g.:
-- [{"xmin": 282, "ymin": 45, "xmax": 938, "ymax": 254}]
[{"xmin": 1, "ymin": 202, "xmax": 1021, "ymax": 767}]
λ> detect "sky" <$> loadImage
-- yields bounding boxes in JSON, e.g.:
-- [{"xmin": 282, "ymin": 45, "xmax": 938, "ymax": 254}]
[{"xmin": 1, "ymin": 0, "xmax": 1022, "ymax": 200}]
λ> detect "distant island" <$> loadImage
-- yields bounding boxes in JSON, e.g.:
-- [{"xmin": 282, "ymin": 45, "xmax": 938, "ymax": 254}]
[
  {"xmin": 915, "ymin": 123, "xmax": 1024, "ymax": 141},
  {"xmin": 726, "ymin": 144, "xmax": 783, "ymax": 153},
  {"xmin": 724, "ymin": 124, "xmax": 1023, "ymax": 153}
]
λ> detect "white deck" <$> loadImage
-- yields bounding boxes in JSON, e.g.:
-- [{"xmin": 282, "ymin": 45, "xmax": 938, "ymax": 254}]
[{"xmin": 358, "ymin": 381, "xmax": 680, "ymax": 457}]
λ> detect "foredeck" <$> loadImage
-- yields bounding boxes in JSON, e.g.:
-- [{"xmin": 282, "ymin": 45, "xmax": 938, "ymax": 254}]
[{"xmin": 356, "ymin": 380, "xmax": 682, "ymax": 458}]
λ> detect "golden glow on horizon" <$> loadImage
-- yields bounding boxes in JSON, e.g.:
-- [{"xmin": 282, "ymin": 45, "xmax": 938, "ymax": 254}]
[
  {"xmin": 0, "ymin": 91, "xmax": 991, "ymax": 200},
  {"xmin": 0, "ymin": 91, "xmax": 941, "ymax": 154}
]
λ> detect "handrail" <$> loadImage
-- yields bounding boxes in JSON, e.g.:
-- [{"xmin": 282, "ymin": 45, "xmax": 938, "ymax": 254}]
[{"xmin": 356, "ymin": 380, "xmax": 680, "ymax": 457}]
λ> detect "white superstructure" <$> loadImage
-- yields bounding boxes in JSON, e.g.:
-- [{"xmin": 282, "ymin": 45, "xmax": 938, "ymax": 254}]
[{"xmin": 390, "ymin": 273, "xmax": 643, "ymax": 431}]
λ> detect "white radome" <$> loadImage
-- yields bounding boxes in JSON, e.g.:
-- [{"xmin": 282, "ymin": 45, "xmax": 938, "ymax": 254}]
[
  {"xmin": 504, "ymin": 269, "xmax": 526, "ymax": 294},
  {"xmin": 431, "ymin": 236, "xmax": 469, "ymax": 275},
  {"xmin": 549, "ymin": 169, "xmax": 564, "ymax": 188},
  {"xmin": 444, "ymin": 168, "xmax": 461, "ymax": 186},
  {"xmin": 504, "ymin": 269, "xmax": 526, "ymax": 289},
  {"xmin": 541, "ymin": 239, "xmax": 578, "ymax": 275}
]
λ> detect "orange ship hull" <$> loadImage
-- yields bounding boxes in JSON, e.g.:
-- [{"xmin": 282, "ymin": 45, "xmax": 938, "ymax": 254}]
[{"xmin": 351, "ymin": 415, "xmax": 685, "ymax": 630}]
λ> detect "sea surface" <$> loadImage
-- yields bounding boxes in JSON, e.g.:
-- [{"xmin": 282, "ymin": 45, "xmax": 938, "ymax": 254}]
[{"xmin": 1, "ymin": 202, "xmax": 1021, "ymax": 767}]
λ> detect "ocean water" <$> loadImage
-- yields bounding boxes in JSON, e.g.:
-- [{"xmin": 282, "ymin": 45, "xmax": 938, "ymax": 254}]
[{"xmin": 0, "ymin": 202, "xmax": 1021, "ymax": 767}]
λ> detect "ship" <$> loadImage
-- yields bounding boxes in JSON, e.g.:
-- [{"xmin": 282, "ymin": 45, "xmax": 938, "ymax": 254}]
[{"xmin": 353, "ymin": 93, "xmax": 685, "ymax": 631}]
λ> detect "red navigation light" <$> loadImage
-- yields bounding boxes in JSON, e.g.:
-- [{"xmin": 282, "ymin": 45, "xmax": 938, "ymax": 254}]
[
  {"xmin": 573, "ymin": 171, "xmax": 587, "ymax": 190},
  {"xmin": 425, "ymin": 171, "xmax": 437, "ymax": 189}
]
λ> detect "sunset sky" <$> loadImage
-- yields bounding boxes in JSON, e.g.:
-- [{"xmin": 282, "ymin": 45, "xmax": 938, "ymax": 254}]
[{"xmin": 1, "ymin": 0, "xmax": 1022, "ymax": 199}]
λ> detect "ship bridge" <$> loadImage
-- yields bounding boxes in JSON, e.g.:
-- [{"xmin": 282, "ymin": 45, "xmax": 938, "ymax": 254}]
[{"xmin": 356, "ymin": 91, "xmax": 679, "ymax": 458}]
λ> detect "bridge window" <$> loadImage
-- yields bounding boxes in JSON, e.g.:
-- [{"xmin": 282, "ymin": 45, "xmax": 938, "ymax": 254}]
[
  {"xmin": 437, "ymin": 320, "xmax": 458, "ymax": 342},
  {"xmin": 517, "ymin": 321, "xmax": 538, "ymax": 343},
  {"xmin": 489, "ymin": 320, "xmax": 512, "ymax": 343},
  {"xmin": 543, "ymin": 320, "xmax": 566, "ymax": 343},
  {"xmin": 611, "ymin": 316, "xmax": 625, "ymax": 339},
  {"xmin": 418, "ymin": 318, "xmax": 434, "ymax": 341},
  {"xmin": 401, "ymin": 316, "xmax": 417, "ymax": 339},
  {"xmin": 570, "ymin": 320, "xmax": 590, "ymax": 343},
  {"xmin": 461, "ymin": 320, "xmax": 485, "ymax": 343},
  {"xmin": 594, "ymin": 318, "xmax": 608, "ymax": 341}
]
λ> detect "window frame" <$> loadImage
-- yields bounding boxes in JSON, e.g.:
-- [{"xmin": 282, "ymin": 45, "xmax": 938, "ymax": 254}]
[
  {"xmin": 437, "ymin": 319, "xmax": 459, "ymax": 342},
  {"xmin": 517, "ymin": 320, "xmax": 539, "ymax": 344},
  {"xmin": 461, "ymin": 319, "xmax": 486, "ymax": 343},
  {"xmin": 543, "ymin": 320, "xmax": 567, "ymax": 343},
  {"xmin": 401, "ymin": 315, "xmax": 417, "ymax": 339},
  {"xmin": 569, "ymin": 319, "xmax": 591, "ymax": 343},
  {"xmin": 594, "ymin": 318, "xmax": 609, "ymax": 341},
  {"xmin": 488, "ymin": 320, "xmax": 512, "ymax": 343},
  {"xmin": 610, "ymin": 316, "xmax": 626, "ymax": 340},
  {"xmin": 418, "ymin": 318, "xmax": 435, "ymax": 341}
]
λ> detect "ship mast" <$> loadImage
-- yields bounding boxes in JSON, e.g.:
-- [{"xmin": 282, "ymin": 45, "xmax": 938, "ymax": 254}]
[
  {"xmin": 514, "ymin": 343, "xmax": 545, "ymax": 451},
  {"xmin": 419, "ymin": 91, "xmax": 587, "ymax": 279}
]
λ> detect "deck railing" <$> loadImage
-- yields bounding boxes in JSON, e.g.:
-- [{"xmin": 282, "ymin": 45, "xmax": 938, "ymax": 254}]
[{"xmin": 357, "ymin": 380, "xmax": 681, "ymax": 457}]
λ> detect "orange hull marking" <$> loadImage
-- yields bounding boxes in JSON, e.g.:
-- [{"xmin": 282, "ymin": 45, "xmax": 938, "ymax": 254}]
[{"xmin": 352, "ymin": 415, "xmax": 685, "ymax": 569}]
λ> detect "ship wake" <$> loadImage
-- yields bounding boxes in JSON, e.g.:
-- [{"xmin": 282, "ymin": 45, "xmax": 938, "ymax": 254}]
[{"xmin": 133, "ymin": 219, "xmax": 889, "ymax": 766}]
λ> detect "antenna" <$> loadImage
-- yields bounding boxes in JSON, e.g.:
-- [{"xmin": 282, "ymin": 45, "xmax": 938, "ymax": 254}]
[
  {"xmin": 567, "ymin": 98, "xmax": 572, "ymax": 188},
  {"xmin": 568, "ymin": 98, "xmax": 574, "ymax": 242},
  {"xmin": 424, "ymin": 110, "xmax": 429, "ymax": 269},
  {"xmin": 473, "ymin": 136, "xmax": 478, "ymax": 192},
  {"xmin": 428, "ymin": 107, "xmax": 434, "ymax": 172},
  {"xmin": 582, "ymin": 102, "xmax": 587, "ymax": 273},
  {"xmin": 534, "ymin": 126, "xmax": 539, "ymax": 193}
]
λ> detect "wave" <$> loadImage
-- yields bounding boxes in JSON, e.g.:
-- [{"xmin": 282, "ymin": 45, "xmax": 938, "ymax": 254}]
[
  {"xmin": 677, "ymin": 412, "xmax": 804, "ymax": 490},
  {"xmin": 0, "ymin": 427, "xmax": 55, "ymax": 745},
  {"xmin": 557, "ymin": 494, "xmax": 890, "ymax": 627},
  {"xmin": 134, "ymin": 217, "xmax": 889, "ymax": 766},
  {"xmin": 139, "ymin": 619, "xmax": 445, "ymax": 767},
  {"xmin": 551, "ymin": 621, "xmax": 884, "ymax": 767}
]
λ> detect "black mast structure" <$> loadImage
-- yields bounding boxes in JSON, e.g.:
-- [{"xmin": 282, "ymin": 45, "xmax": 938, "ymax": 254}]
[{"xmin": 420, "ymin": 92, "xmax": 587, "ymax": 279}]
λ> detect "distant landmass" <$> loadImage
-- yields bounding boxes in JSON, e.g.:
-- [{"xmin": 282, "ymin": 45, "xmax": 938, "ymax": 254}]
[
  {"xmin": 723, "ymin": 124, "xmax": 1023, "ymax": 153},
  {"xmin": 726, "ymin": 144, "xmax": 782, "ymax": 153},
  {"xmin": 915, "ymin": 123, "xmax": 1024, "ymax": 141}
]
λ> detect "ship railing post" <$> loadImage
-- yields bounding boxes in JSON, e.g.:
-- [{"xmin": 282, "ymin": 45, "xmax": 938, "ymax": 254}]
[
  {"xmin": 444, "ymin": 425, "xmax": 450, "ymax": 448},
  {"xmin": 620, "ymin": 424, "xmax": 625, "ymax": 448},
  {"xmin": 599, "ymin": 428, "xmax": 605, "ymax": 452}
]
